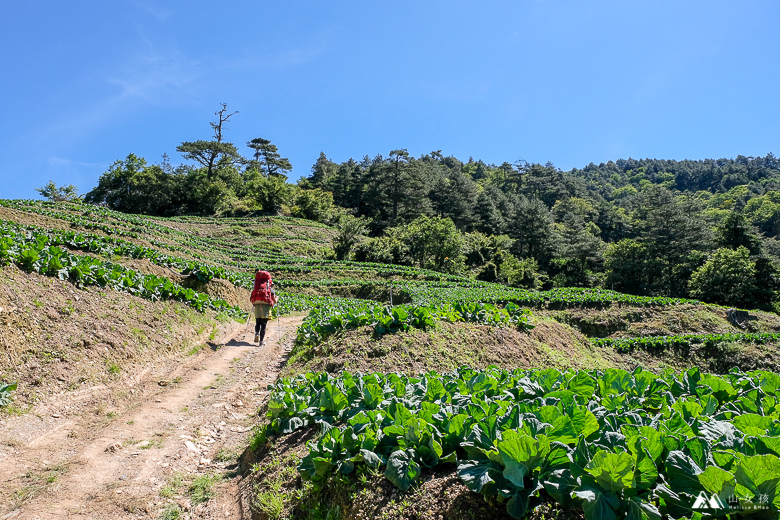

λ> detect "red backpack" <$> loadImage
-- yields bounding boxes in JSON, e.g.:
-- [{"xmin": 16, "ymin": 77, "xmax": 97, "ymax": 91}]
[{"xmin": 250, "ymin": 271, "xmax": 278, "ymax": 306}]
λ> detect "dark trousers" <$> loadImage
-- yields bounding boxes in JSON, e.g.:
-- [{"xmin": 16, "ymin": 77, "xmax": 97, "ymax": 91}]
[{"xmin": 255, "ymin": 318, "xmax": 269, "ymax": 341}]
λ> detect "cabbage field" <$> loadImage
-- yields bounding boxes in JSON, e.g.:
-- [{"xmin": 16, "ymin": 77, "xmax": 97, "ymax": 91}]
[{"xmin": 257, "ymin": 366, "xmax": 780, "ymax": 519}]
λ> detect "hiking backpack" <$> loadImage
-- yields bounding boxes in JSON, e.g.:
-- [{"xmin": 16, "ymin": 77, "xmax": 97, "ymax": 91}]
[{"xmin": 250, "ymin": 270, "xmax": 278, "ymax": 306}]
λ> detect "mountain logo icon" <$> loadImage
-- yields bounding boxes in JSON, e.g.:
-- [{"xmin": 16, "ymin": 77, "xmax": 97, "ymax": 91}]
[{"xmin": 692, "ymin": 491, "xmax": 725, "ymax": 510}]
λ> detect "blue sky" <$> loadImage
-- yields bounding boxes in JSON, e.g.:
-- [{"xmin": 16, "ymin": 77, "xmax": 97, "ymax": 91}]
[{"xmin": 1, "ymin": 1, "xmax": 778, "ymax": 199}]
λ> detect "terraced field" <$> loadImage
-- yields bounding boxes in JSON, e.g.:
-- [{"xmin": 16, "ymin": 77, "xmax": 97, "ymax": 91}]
[{"xmin": 1, "ymin": 200, "xmax": 780, "ymax": 519}]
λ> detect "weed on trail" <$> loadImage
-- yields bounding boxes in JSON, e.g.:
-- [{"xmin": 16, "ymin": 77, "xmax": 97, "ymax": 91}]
[
  {"xmin": 6, "ymin": 463, "xmax": 69, "ymax": 512},
  {"xmin": 159, "ymin": 472, "xmax": 186, "ymax": 499},
  {"xmin": 189, "ymin": 474, "xmax": 222, "ymax": 505},
  {"xmin": 159, "ymin": 503, "xmax": 183, "ymax": 520},
  {"xmin": 157, "ymin": 472, "xmax": 222, "ymax": 510}
]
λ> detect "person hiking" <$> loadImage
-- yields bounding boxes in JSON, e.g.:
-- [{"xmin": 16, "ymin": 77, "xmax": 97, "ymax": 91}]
[{"xmin": 250, "ymin": 269, "xmax": 278, "ymax": 345}]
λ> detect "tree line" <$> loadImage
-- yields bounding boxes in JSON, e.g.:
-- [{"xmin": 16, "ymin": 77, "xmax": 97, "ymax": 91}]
[
  {"xmin": 309, "ymin": 150, "xmax": 780, "ymax": 311},
  {"xmin": 70, "ymin": 105, "xmax": 780, "ymax": 310}
]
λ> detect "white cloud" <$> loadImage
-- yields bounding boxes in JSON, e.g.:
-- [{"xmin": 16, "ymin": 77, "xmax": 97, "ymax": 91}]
[{"xmin": 107, "ymin": 48, "xmax": 204, "ymax": 103}]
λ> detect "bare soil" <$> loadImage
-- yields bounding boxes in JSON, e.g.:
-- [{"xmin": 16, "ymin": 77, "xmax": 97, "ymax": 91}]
[
  {"xmin": 0, "ymin": 260, "xmax": 303, "ymax": 519},
  {"xmin": 284, "ymin": 316, "xmax": 780, "ymax": 379},
  {"xmin": 0, "ymin": 313, "xmax": 302, "ymax": 519},
  {"xmin": 0, "ymin": 264, "xmax": 249, "ymax": 410}
]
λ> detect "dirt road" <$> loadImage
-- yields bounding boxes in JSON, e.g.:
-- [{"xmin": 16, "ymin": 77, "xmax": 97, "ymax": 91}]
[{"xmin": 0, "ymin": 315, "xmax": 302, "ymax": 520}]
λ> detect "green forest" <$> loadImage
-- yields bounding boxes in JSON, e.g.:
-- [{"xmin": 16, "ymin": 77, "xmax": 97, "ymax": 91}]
[{"xmin": 65, "ymin": 115, "xmax": 780, "ymax": 312}]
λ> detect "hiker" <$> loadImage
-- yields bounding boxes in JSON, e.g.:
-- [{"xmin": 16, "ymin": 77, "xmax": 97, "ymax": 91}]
[{"xmin": 250, "ymin": 269, "xmax": 278, "ymax": 345}]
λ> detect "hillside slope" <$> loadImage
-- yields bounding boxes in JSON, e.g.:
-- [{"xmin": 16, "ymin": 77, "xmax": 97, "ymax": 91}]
[{"xmin": 2, "ymin": 200, "xmax": 780, "ymax": 520}]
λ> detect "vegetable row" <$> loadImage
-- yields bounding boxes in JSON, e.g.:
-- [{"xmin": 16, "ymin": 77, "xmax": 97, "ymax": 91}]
[
  {"xmin": 0, "ymin": 224, "xmax": 245, "ymax": 318},
  {"xmin": 254, "ymin": 366, "xmax": 780, "ymax": 519},
  {"xmin": 592, "ymin": 333, "xmax": 780, "ymax": 352},
  {"xmin": 297, "ymin": 301, "xmax": 535, "ymax": 345}
]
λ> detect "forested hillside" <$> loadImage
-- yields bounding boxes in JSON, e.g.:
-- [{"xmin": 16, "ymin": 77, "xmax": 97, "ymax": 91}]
[{"xmin": 80, "ymin": 137, "xmax": 780, "ymax": 313}]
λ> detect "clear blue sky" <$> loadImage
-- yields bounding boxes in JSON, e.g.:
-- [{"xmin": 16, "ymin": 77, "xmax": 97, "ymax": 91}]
[{"xmin": 2, "ymin": 1, "xmax": 778, "ymax": 199}]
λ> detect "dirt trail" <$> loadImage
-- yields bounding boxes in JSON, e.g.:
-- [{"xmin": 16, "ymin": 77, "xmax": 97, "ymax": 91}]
[{"xmin": 0, "ymin": 315, "xmax": 303, "ymax": 520}]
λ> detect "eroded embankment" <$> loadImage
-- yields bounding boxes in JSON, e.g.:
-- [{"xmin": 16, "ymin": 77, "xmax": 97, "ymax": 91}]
[{"xmin": 0, "ymin": 264, "xmax": 249, "ymax": 412}]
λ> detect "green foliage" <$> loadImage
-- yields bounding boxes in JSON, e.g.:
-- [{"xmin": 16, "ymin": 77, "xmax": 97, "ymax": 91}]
[
  {"xmin": 0, "ymin": 219, "xmax": 245, "ymax": 319},
  {"xmin": 333, "ymin": 215, "xmax": 370, "ymax": 260},
  {"xmin": 463, "ymin": 232, "xmax": 513, "ymax": 267},
  {"xmin": 718, "ymin": 211, "xmax": 762, "ymax": 254},
  {"xmin": 592, "ymin": 332, "xmax": 780, "ymax": 352},
  {"xmin": 499, "ymin": 254, "xmax": 545, "ymax": 289},
  {"xmin": 291, "ymin": 188, "xmax": 336, "ymax": 223},
  {"xmin": 553, "ymin": 206, "xmax": 606, "ymax": 287},
  {"xmin": 75, "ymin": 142, "xmax": 780, "ymax": 312},
  {"xmin": 397, "ymin": 283, "xmax": 700, "ymax": 308},
  {"xmin": 85, "ymin": 154, "xmax": 151, "ymax": 210},
  {"xmin": 632, "ymin": 186, "xmax": 714, "ymax": 296},
  {"xmin": 246, "ymin": 170, "xmax": 294, "ymax": 214},
  {"xmin": 604, "ymin": 239, "xmax": 653, "ymax": 294},
  {"xmin": 354, "ymin": 216, "xmax": 464, "ymax": 274},
  {"xmin": 473, "ymin": 185, "xmax": 507, "ymax": 235},
  {"xmin": 177, "ymin": 140, "xmax": 242, "ymax": 180},
  {"xmin": 743, "ymin": 191, "xmax": 780, "ymax": 237},
  {"xmin": 352, "ymin": 226, "xmax": 411, "ymax": 265},
  {"xmin": 260, "ymin": 366, "xmax": 780, "ymax": 519},
  {"xmin": 429, "ymin": 168, "xmax": 479, "ymax": 229},
  {"xmin": 508, "ymin": 196, "xmax": 560, "ymax": 266},
  {"xmin": 362, "ymin": 149, "xmax": 434, "ymax": 228},
  {"xmin": 188, "ymin": 474, "xmax": 221, "ymax": 505},
  {"xmin": 0, "ymin": 382, "xmax": 18, "ymax": 407},
  {"xmin": 84, "ymin": 124, "xmax": 291, "ymax": 217},
  {"xmin": 83, "ymin": 154, "xmax": 235, "ymax": 216},
  {"xmin": 296, "ymin": 301, "xmax": 535, "ymax": 345},
  {"xmin": 689, "ymin": 247, "xmax": 760, "ymax": 307},
  {"xmin": 159, "ymin": 504, "xmax": 182, "ymax": 520},
  {"xmin": 246, "ymin": 137, "xmax": 292, "ymax": 178},
  {"xmin": 35, "ymin": 180, "xmax": 80, "ymax": 202},
  {"xmin": 402, "ymin": 215, "xmax": 463, "ymax": 273}
]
